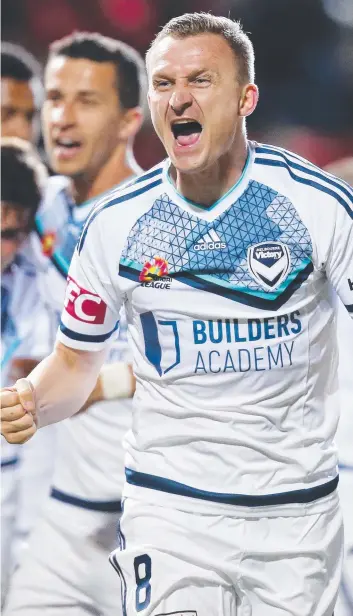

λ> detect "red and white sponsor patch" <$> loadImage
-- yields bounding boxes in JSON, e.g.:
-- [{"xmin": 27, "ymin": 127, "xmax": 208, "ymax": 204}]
[{"xmin": 64, "ymin": 276, "xmax": 107, "ymax": 324}]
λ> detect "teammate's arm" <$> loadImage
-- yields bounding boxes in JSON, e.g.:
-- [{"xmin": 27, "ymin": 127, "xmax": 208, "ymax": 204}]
[
  {"xmin": 2, "ymin": 203, "xmax": 129, "ymax": 441},
  {"xmin": 77, "ymin": 362, "xmax": 135, "ymax": 412}
]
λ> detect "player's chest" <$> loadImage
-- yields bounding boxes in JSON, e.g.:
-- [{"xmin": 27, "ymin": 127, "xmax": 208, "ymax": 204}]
[{"xmin": 119, "ymin": 187, "xmax": 315, "ymax": 317}]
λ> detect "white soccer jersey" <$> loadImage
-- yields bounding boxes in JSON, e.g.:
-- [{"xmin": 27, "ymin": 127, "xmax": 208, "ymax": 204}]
[
  {"xmin": 1, "ymin": 254, "xmax": 54, "ymax": 387},
  {"xmin": 58, "ymin": 141, "xmax": 353, "ymax": 516},
  {"xmin": 34, "ymin": 176, "xmax": 132, "ymax": 502},
  {"xmin": 1, "ymin": 255, "xmax": 54, "ymax": 465}
]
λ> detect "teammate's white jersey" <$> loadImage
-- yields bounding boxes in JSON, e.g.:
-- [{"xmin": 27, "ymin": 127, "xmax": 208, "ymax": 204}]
[
  {"xmin": 58, "ymin": 141, "xmax": 353, "ymax": 517},
  {"xmin": 33, "ymin": 175, "xmax": 132, "ymax": 502},
  {"xmin": 1, "ymin": 254, "xmax": 54, "ymax": 387},
  {"xmin": 1, "ymin": 254, "xmax": 54, "ymax": 469},
  {"xmin": 1, "ymin": 254, "xmax": 56, "ymax": 601}
]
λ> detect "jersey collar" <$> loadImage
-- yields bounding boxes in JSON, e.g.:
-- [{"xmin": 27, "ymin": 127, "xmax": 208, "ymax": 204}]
[{"xmin": 162, "ymin": 141, "xmax": 255, "ymax": 220}]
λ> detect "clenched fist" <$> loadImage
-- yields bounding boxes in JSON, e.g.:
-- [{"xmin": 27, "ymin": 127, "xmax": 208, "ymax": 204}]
[{"xmin": 1, "ymin": 379, "xmax": 37, "ymax": 444}]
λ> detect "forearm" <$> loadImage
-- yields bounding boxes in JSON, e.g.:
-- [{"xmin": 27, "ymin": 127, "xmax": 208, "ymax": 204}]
[
  {"xmin": 78, "ymin": 362, "xmax": 135, "ymax": 412},
  {"xmin": 28, "ymin": 342, "xmax": 106, "ymax": 428}
]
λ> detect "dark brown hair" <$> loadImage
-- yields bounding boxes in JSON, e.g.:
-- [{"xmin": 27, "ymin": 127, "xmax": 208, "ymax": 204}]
[{"xmin": 49, "ymin": 32, "xmax": 146, "ymax": 109}]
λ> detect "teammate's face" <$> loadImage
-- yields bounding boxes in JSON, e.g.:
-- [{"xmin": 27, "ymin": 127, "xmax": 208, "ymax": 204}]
[
  {"xmin": 1, "ymin": 204, "xmax": 31, "ymax": 272},
  {"xmin": 148, "ymin": 34, "xmax": 258, "ymax": 174},
  {"xmin": 42, "ymin": 56, "xmax": 127, "ymax": 178},
  {"xmin": 1, "ymin": 78, "xmax": 36, "ymax": 142}
]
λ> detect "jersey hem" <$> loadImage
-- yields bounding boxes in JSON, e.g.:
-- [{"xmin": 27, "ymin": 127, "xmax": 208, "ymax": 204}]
[{"xmin": 123, "ymin": 475, "xmax": 340, "ymax": 518}]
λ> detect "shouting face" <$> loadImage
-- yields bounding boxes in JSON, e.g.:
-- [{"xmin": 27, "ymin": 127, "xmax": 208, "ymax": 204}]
[
  {"xmin": 147, "ymin": 33, "xmax": 258, "ymax": 175},
  {"xmin": 42, "ymin": 56, "xmax": 127, "ymax": 179}
]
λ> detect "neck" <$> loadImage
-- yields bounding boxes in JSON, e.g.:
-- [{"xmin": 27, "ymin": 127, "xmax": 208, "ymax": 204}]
[
  {"xmin": 73, "ymin": 143, "xmax": 138, "ymax": 205},
  {"xmin": 171, "ymin": 133, "xmax": 249, "ymax": 208}
]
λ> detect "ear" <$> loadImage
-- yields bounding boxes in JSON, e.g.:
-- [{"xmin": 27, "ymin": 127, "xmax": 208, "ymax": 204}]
[
  {"xmin": 118, "ymin": 107, "xmax": 144, "ymax": 141},
  {"xmin": 238, "ymin": 84, "xmax": 259, "ymax": 118}
]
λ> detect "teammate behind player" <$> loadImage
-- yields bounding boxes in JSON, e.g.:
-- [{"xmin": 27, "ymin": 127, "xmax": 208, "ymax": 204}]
[
  {"xmin": 2, "ymin": 13, "xmax": 353, "ymax": 616},
  {"xmin": 1, "ymin": 139, "xmax": 54, "ymax": 605},
  {"xmin": 3, "ymin": 33, "xmax": 144, "ymax": 616},
  {"xmin": 1, "ymin": 45, "xmax": 42, "ymax": 143}
]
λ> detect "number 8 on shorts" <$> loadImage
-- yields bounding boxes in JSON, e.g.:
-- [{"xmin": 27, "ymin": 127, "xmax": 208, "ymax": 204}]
[{"xmin": 134, "ymin": 554, "xmax": 152, "ymax": 611}]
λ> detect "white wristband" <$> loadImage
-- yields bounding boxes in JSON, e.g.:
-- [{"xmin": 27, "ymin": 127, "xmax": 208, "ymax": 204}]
[{"xmin": 100, "ymin": 362, "xmax": 133, "ymax": 401}]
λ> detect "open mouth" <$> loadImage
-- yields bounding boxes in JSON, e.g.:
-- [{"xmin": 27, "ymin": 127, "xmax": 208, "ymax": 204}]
[
  {"xmin": 171, "ymin": 121, "xmax": 202, "ymax": 147},
  {"xmin": 54, "ymin": 138, "xmax": 82, "ymax": 160}
]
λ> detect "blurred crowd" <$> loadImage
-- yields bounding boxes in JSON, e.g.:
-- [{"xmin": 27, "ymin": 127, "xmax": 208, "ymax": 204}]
[
  {"xmin": 2, "ymin": 0, "xmax": 353, "ymax": 168},
  {"xmin": 1, "ymin": 1, "xmax": 353, "ymax": 615}
]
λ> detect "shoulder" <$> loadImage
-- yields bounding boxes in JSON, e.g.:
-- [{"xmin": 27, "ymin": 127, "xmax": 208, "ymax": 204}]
[
  {"xmin": 253, "ymin": 142, "xmax": 353, "ymax": 217},
  {"xmin": 90, "ymin": 161, "xmax": 165, "ymax": 217},
  {"xmin": 39, "ymin": 175, "xmax": 72, "ymax": 214},
  {"xmin": 12, "ymin": 253, "xmax": 37, "ymax": 279},
  {"xmin": 77, "ymin": 161, "xmax": 166, "ymax": 254}
]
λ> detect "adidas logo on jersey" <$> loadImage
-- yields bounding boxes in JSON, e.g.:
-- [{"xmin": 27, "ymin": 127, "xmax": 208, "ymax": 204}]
[{"xmin": 193, "ymin": 229, "xmax": 226, "ymax": 251}]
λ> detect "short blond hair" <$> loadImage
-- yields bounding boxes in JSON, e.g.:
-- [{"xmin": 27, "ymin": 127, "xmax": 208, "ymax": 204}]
[{"xmin": 147, "ymin": 12, "xmax": 255, "ymax": 84}]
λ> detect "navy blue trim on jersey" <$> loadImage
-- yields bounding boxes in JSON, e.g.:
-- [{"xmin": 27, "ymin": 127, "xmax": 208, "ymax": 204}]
[
  {"xmin": 109, "ymin": 552, "xmax": 127, "ymax": 616},
  {"xmin": 119, "ymin": 264, "xmax": 140, "ymax": 282},
  {"xmin": 134, "ymin": 167, "xmax": 163, "ymax": 184},
  {"xmin": 120, "ymin": 262, "xmax": 313, "ymax": 310},
  {"xmin": 59, "ymin": 320, "xmax": 119, "ymax": 343},
  {"xmin": 117, "ymin": 499, "xmax": 126, "ymax": 549},
  {"xmin": 120, "ymin": 499, "xmax": 126, "ymax": 548},
  {"xmin": 140, "ymin": 311, "xmax": 162, "ymax": 375},
  {"xmin": 51, "ymin": 488, "xmax": 122, "ymax": 512},
  {"xmin": 1, "ymin": 457, "xmax": 19, "ymax": 469},
  {"xmin": 78, "ymin": 179, "xmax": 163, "ymax": 254},
  {"xmin": 346, "ymin": 304, "xmax": 353, "ymax": 314},
  {"xmin": 255, "ymin": 157, "xmax": 353, "ymax": 220},
  {"xmin": 256, "ymin": 146, "xmax": 353, "ymax": 208},
  {"xmin": 172, "ymin": 261, "xmax": 313, "ymax": 310},
  {"xmin": 126, "ymin": 468, "xmax": 339, "ymax": 507}
]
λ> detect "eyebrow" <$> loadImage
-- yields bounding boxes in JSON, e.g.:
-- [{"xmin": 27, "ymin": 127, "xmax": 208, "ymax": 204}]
[
  {"xmin": 45, "ymin": 88, "xmax": 103, "ymax": 98},
  {"xmin": 152, "ymin": 67, "xmax": 215, "ymax": 80}
]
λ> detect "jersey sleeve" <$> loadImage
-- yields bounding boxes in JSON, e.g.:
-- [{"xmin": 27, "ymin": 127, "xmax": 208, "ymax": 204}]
[
  {"xmin": 57, "ymin": 212, "xmax": 124, "ymax": 351},
  {"xmin": 325, "ymin": 185, "xmax": 353, "ymax": 318}
]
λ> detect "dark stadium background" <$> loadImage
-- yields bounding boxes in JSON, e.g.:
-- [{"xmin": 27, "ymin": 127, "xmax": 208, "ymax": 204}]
[{"xmin": 2, "ymin": 0, "xmax": 353, "ymax": 172}]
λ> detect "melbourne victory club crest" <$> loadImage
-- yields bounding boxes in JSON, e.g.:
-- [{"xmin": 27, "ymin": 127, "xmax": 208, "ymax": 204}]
[{"xmin": 247, "ymin": 241, "xmax": 291, "ymax": 291}]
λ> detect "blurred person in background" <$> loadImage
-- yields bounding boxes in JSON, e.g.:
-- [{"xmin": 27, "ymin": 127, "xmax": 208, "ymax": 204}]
[
  {"xmin": 324, "ymin": 158, "xmax": 353, "ymax": 616},
  {"xmin": 1, "ymin": 139, "xmax": 55, "ymax": 605},
  {"xmin": 4, "ymin": 32, "xmax": 144, "ymax": 616},
  {"xmin": 1, "ymin": 44, "xmax": 43, "ymax": 144}
]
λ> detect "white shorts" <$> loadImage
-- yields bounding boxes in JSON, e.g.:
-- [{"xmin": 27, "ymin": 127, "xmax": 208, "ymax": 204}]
[
  {"xmin": 4, "ymin": 497, "xmax": 123, "ymax": 616},
  {"xmin": 1, "ymin": 426, "xmax": 56, "ymax": 606},
  {"xmin": 110, "ymin": 493, "xmax": 343, "ymax": 616},
  {"xmin": 1, "ymin": 440, "xmax": 20, "ymax": 605},
  {"xmin": 335, "ymin": 468, "xmax": 353, "ymax": 616}
]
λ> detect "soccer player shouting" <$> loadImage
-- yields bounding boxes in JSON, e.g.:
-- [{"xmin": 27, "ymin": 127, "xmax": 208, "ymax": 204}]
[{"xmin": 2, "ymin": 14, "xmax": 353, "ymax": 616}]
